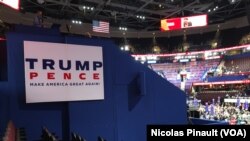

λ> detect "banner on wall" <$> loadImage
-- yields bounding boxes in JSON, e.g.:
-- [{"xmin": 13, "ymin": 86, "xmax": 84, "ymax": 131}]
[
  {"xmin": 24, "ymin": 41, "xmax": 104, "ymax": 103},
  {"xmin": 160, "ymin": 14, "xmax": 207, "ymax": 31}
]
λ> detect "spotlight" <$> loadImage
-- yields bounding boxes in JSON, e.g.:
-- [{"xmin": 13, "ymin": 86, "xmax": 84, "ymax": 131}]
[
  {"xmin": 124, "ymin": 45, "xmax": 129, "ymax": 51},
  {"xmin": 152, "ymin": 46, "xmax": 161, "ymax": 53},
  {"xmin": 136, "ymin": 15, "xmax": 146, "ymax": 20},
  {"xmin": 141, "ymin": 56, "xmax": 146, "ymax": 61},
  {"xmin": 72, "ymin": 20, "xmax": 83, "ymax": 24},
  {"xmin": 119, "ymin": 27, "xmax": 128, "ymax": 31},
  {"xmin": 37, "ymin": 0, "xmax": 45, "ymax": 4},
  {"xmin": 81, "ymin": 6, "xmax": 95, "ymax": 11},
  {"xmin": 230, "ymin": 0, "xmax": 236, "ymax": 4},
  {"xmin": 211, "ymin": 40, "xmax": 218, "ymax": 48}
]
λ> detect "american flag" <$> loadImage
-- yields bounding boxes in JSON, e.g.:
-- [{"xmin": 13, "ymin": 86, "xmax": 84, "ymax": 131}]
[{"xmin": 92, "ymin": 20, "xmax": 109, "ymax": 33}]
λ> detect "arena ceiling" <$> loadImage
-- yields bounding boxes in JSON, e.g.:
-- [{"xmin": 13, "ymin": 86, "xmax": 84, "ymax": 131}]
[{"xmin": 15, "ymin": 0, "xmax": 250, "ymax": 31}]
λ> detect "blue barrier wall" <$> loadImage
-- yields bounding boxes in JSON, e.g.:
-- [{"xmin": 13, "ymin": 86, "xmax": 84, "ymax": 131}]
[
  {"xmin": 224, "ymin": 52, "xmax": 250, "ymax": 60},
  {"xmin": 0, "ymin": 25, "xmax": 187, "ymax": 140},
  {"xmin": 190, "ymin": 118, "xmax": 229, "ymax": 125},
  {"xmin": 207, "ymin": 75, "xmax": 248, "ymax": 82},
  {"xmin": 0, "ymin": 82, "xmax": 9, "ymax": 135},
  {"xmin": 6, "ymin": 31, "xmax": 66, "ymax": 140}
]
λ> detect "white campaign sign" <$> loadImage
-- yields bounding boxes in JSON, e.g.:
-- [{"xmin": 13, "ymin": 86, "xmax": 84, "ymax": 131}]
[
  {"xmin": 24, "ymin": 41, "xmax": 104, "ymax": 103},
  {"xmin": 0, "ymin": 0, "xmax": 19, "ymax": 10}
]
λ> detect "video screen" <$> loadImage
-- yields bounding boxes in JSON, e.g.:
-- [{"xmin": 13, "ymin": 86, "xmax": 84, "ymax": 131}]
[{"xmin": 161, "ymin": 14, "xmax": 207, "ymax": 31}]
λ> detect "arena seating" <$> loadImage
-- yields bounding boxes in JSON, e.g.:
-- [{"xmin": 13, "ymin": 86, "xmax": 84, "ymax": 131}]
[
  {"xmin": 97, "ymin": 136, "xmax": 106, "ymax": 141},
  {"xmin": 151, "ymin": 59, "xmax": 220, "ymax": 90},
  {"xmin": 2, "ymin": 121, "xmax": 15, "ymax": 141},
  {"xmin": 41, "ymin": 127, "xmax": 58, "ymax": 141},
  {"xmin": 1, "ymin": 121, "xmax": 27, "ymax": 141},
  {"xmin": 16, "ymin": 128, "xmax": 26, "ymax": 141},
  {"xmin": 1, "ymin": 124, "xmax": 107, "ymax": 141},
  {"xmin": 224, "ymin": 57, "xmax": 250, "ymax": 73},
  {"xmin": 71, "ymin": 132, "xmax": 86, "ymax": 141},
  {"xmin": 196, "ymin": 90, "xmax": 239, "ymax": 104}
]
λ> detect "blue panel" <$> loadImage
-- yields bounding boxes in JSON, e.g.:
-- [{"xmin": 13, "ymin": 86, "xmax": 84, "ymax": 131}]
[
  {"xmin": 190, "ymin": 118, "xmax": 229, "ymax": 125},
  {"xmin": 2, "ymin": 26, "xmax": 187, "ymax": 141},
  {"xmin": 65, "ymin": 36, "xmax": 118, "ymax": 141},
  {"xmin": 67, "ymin": 36, "xmax": 187, "ymax": 141},
  {"xmin": 114, "ymin": 55, "xmax": 187, "ymax": 141},
  {"xmin": 225, "ymin": 52, "xmax": 250, "ymax": 60},
  {"xmin": 114, "ymin": 51, "xmax": 141, "ymax": 84},
  {"xmin": 207, "ymin": 75, "xmax": 248, "ymax": 82},
  {"xmin": 0, "ymin": 82, "xmax": 10, "ymax": 134},
  {"xmin": 137, "ymin": 71, "xmax": 146, "ymax": 96},
  {"xmin": 5, "ymin": 32, "xmax": 65, "ymax": 140}
]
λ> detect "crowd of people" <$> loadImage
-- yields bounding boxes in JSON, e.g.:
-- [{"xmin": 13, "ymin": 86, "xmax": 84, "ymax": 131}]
[
  {"xmin": 199, "ymin": 103, "xmax": 250, "ymax": 125},
  {"xmin": 189, "ymin": 97, "xmax": 250, "ymax": 125}
]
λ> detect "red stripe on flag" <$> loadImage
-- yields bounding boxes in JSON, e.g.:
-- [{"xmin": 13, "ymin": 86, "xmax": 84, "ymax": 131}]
[{"xmin": 93, "ymin": 21, "xmax": 109, "ymax": 33}]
